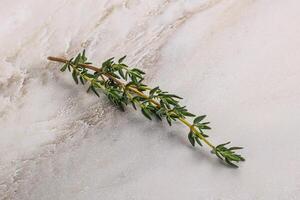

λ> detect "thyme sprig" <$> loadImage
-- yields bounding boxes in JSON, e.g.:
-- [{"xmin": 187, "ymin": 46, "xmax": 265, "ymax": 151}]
[{"xmin": 48, "ymin": 50, "xmax": 245, "ymax": 167}]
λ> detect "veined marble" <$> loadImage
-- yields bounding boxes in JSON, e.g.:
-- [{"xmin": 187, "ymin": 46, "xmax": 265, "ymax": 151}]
[{"xmin": 0, "ymin": 0, "xmax": 300, "ymax": 199}]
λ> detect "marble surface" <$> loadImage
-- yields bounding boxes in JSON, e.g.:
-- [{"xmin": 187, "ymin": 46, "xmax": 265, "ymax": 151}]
[{"xmin": 1, "ymin": 0, "xmax": 300, "ymax": 199}]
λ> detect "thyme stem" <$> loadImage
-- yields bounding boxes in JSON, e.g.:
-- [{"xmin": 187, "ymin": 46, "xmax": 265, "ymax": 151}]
[{"xmin": 47, "ymin": 51, "xmax": 245, "ymax": 167}]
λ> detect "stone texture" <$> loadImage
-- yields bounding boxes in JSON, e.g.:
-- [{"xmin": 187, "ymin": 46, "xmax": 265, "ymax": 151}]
[{"xmin": 0, "ymin": 0, "xmax": 300, "ymax": 199}]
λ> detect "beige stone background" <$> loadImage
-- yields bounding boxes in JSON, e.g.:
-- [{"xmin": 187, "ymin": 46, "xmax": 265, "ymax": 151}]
[{"xmin": 0, "ymin": 0, "xmax": 299, "ymax": 199}]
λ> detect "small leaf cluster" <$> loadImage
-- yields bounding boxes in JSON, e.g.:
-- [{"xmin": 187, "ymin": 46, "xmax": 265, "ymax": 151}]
[
  {"xmin": 132, "ymin": 86, "xmax": 196, "ymax": 126},
  {"xmin": 60, "ymin": 51, "xmax": 123, "ymax": 108},
  {"xmin": 58, "ymin": 50, "xmax": 245, "ymax": 168},
  {"xmin": 101, "ymin": 56, "xmax": 145, "ymax": 86},
  {"xmin": 188, "ymin": 115, "xmax": 210, "ymax": 147},
  {"xmin": 211, "ymin": 142, "xmax": 245, "ymax": 167}
]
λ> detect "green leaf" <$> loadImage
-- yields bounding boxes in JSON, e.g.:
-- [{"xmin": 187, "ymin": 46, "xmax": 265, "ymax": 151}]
[
  {"xmin": 102, "ymin": 57, "xmax": 114, "ymax": 69},
  {"xmin": 217, "ymin": 142, "xmax": 231, "ymax": 149},
  {"xmin": 87, "ymin": 86, "xmax": 91, "ymax": 93},
  {"xmin": 72, "ymin": 70, "xmax": 78, "ymax": 84},
  {"xmin": 239, "ymin": 156, "xmax": 246, "ymax": 161},
  {"xmin": 74, "ymin": 54, "xmax": 81, "ymax": 65},
  {"xmin": 225, "ymin": 158, "xmax": 238, "ymax": 168},
  {"xmin": 182, "ymin": 111, "xmax": 195, "ymax": 117},
  {"xmin": 85, "ymin": 74, "xmax": 95, "ymax": 79},
  {"xmin": 66, "ymin": 59, "xmax": 73, "ymax": 72},
  {"xmin": 141, "ymin": 108, "xmax": 152, "ymax": 120},
  {"xmin": 202, "ymin": 125, "xmax": 211, "ymax": 130},
  {"xmin": 229, "ymin": 147, "xmax": 243, "ymax": 151},
  {"xmin": 131, "ymin": 101, "xmax": 137, "ymax": 110},
  {"xmin": 154, "ymin": 113, "xmax": 162, "ymax": 121},
  {"xmin": 195, "ymin": 136, "xmax": 202, "ymax": 146},
  {"xmin": 150, "ymin": 86, "xmax": 159, "ymax": 96},
  {"xmin": 118, "ymin": 55, "xmax": 126, "ymax": 63},
  {"xmin": 132, "ymin": 68, "xmax": 145, "ymax": 75},
  {"xmin": 164, "ymin": 94, "xmax": 183, "ymax": 99},
  {"xmin": 193, "ymin": 115, "xmax": 206, "ymax": 124},
  {"xmin": 60, "ymin": 64, "xmax": 68, "ymax": 72},
  {"xmin": 79, "ymin": 76, "xmax": 85, "ymax": 85},
  {"xmin": 227, "ymin": 154, "xmax": 242, "ymax": 162},
  {"xmin": 165, "ymin": 98, "xmax": 178, "ymax": 105},
  {"xmin": 118, "ymin": 69, "xmax": 125, "ymax": 79},
  {"xmin": 82, "ymin": 49, "xmax": 87, "ymax": 62},
  {"xmin": 215, "ymin": 151, "xmax": 224, "ymax": 160},
  {"xmin": 188, "ymin": 131, "xmax": 195, "ymax": 146},
  {"xmin": 131, "ymin": 75, "xmax": 138, "ymax": 84},
  {"xmin": 166, "ymin": 116, "xmax": 172, "ymax": 126},
  {"xmin": 200, "ymin": 132, "xmax": 209, "ymax": 138},
  {"xmin": 91, "ymin": 86, "xmax": 100, "ymax": 97}
]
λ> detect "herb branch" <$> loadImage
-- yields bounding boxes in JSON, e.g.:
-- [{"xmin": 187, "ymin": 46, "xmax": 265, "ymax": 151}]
[{"xmin": 48, "ymin": 50, "xmax": 245, "ymax": 167}]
